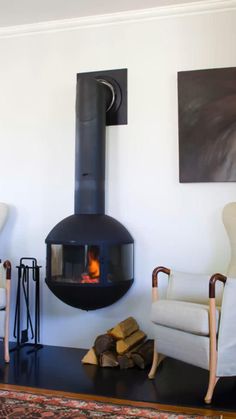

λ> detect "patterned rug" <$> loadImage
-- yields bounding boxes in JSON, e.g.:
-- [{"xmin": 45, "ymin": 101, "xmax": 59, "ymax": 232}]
[{"xmin": 0, "ymin": 389, "xmax": 221, "ymax": 418}]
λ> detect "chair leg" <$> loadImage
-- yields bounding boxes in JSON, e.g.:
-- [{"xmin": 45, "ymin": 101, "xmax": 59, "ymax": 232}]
[
  {"xmin": 148, "ymin": 342, "xmax": 165, "ymax": 379},
  {"xmin": 205, "ymin": 337, "xmax": 218, "ymax": 405},
  {"xmin": 4, "ymin": 336, "xmax": 10, "ymax": 363},
  {"xmin": 205, "ymin": 374, "xmax": 219, "ymax": 404},
  {"xmin": 4, "ymin": 277, "xmax": 11, "ymax": 364},
  {"xmin": 205, "ymin": 297, "xmax": 219, "ymax": 404},
  {"xmin": 4, "ymin": 302, "xmax": 10, "ymax": 363},
  {"xmin": 148, "ymin": 348, "xmax": 159, "ymax": 379}
]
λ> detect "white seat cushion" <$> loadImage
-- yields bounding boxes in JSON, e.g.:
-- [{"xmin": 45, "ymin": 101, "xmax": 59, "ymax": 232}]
[
  {"xmin": 151, "ymin": 299, "xmax": 220, "ymax": 336},
  {"xmin": 0, "ymin": 288, "xmax": 6, "ymax": 309}
]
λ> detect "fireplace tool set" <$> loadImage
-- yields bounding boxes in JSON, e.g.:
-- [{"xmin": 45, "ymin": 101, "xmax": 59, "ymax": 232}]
[{"xmin": 12, "ymin": 257, "xmax": 43, "ymax": 353}]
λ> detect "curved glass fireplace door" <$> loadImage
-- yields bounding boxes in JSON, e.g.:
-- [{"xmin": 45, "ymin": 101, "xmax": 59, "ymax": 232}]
[{"xmin": 48, "ymin": 243, "xmax": 134, "ymax": 285}]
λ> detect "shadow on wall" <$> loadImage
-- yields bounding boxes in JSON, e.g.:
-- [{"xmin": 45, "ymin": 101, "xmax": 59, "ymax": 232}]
[{"xmin": 41, "ymin": 284, "xmax": 154, "ymax": 347}]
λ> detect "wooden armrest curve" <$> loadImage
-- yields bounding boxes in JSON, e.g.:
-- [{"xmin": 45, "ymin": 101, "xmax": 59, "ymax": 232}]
[
  {"xmin": 152, "ymin": 266, "xmax": 170, "ymax": 287},
  {"xmin": 3, "ymin": 260, "xmax": 11, "ymax": 280},
  {"xmin": 209, "ymin": 273, "xmax": 227, "ymax": 298}
]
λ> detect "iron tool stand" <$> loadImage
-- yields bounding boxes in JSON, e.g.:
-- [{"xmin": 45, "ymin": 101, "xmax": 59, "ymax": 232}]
[{"xmin": 11, "ymin": 258, "xmax": 43, "ymax": 354}]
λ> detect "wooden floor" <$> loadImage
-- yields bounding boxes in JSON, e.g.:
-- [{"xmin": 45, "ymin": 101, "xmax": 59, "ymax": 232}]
[{"xmin": 0, "ymin": 343, "xmax": 235, "ymax": 417}]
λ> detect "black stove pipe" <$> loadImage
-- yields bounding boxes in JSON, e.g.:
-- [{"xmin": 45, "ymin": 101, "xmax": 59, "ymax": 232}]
[{"xmin": 75, "ymin": 76, "xmax": 113, "ymax": 215}]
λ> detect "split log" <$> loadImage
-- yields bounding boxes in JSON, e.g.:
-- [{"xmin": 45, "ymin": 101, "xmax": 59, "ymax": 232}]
[
  {"xmin": 94, "ymin": 334, "xmax": 115, "ymax": 356},
  {"xmin": 131, "ymin": 339, "xmax": 154, "ymax": 369},
  {"xmin": 116, "ymin": 330, "xmax": 146, "ymax": 355},
  {"xmin": 117, "ymin": 342, "xmax": 145, "ymax": 369},
  {"xmin": 81, "ymin": 318, "xmax": 150, "ymax": 369},
  {"xmin": 117, "ymin": 354, "xmax": 135, "ymax": 369},
  {"xmin": 81, "ymin": 347, "xmax": 98, "ymax": 365},
  {"xmin": 108, "ymin": 317, "xmax": 139, "ymax": 340},
  {"xmin": 100, "ymin": 351, "xmax": 119, "ymax": 367}
]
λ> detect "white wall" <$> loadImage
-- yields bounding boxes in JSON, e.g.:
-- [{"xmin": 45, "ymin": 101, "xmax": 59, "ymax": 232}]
[{"xmin": 0, "ymin": 4, "xmax": 236, "ymax": 349}]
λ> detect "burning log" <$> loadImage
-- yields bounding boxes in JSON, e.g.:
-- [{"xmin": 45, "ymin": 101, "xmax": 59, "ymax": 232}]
[{"xmin": 80, "ymin": 275, "xmax": 99, "ymax": 283}]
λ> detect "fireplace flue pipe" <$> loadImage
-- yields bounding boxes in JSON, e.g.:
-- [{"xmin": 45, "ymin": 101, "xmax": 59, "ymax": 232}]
[
  {"xmin": 75, "ymin": 76, "xmax": 114, "ymax": 215},
  {"xmin": 45, "ymin": 69, "xmax": 134, "ymax": 310}
]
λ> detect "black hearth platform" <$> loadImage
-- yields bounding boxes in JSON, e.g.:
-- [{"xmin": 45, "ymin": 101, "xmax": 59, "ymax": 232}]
[{"xmin": 0, "ymin": 343, "xmax": 235, "ymax": 413}]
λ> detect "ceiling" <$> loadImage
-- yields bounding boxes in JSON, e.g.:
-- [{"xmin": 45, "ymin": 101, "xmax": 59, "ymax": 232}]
[{"xmin": 0, "ymin": 0, "xmax": 207, "ymax": 28}]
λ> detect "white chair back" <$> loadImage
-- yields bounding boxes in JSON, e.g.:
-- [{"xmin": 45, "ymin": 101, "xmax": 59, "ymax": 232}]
[{"xmin": 167, "ymin": 270, "xmax": 224, "ymax": 306}]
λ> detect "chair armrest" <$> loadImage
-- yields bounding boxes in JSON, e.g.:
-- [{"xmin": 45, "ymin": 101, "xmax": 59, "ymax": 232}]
[
  {"xmin": 152, "ymin": 266, "xmax": 170, "ymax": 287},
  {"xmin": 3, "ymin": 260, "xmax": 11, "ymax": 280},
  {"xmin": 152, "ymin": 266, "xmax": 170, "ymax": 303},
  {"xmin": 209, "ymin": 273, "xmax": 227, "ymax": 298}
]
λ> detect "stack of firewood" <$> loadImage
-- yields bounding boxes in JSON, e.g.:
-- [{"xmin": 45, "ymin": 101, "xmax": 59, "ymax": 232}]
[{"xmin": 82, "ymin": 317, "xmax": 153, "ymax": 369}]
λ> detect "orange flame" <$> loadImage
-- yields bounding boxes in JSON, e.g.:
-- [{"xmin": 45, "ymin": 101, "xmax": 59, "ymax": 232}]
[
  {"xmin": 80, "ymin": 246, "xmax": 100, "ymax": 283},
  {"xmin": 88, "ymin": 248, "xmax": 100, "ymax": 278}
]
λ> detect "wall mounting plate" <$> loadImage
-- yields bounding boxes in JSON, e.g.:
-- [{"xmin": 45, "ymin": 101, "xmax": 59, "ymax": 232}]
[{"xmin": 77, "ymin": 68, "xmax": 127, "ymax": 126}]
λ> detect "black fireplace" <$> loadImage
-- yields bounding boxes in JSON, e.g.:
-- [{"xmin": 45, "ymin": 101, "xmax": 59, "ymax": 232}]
[{"xmin": 45, "ymin": 69, "xmax": 134, "ymax": 310}]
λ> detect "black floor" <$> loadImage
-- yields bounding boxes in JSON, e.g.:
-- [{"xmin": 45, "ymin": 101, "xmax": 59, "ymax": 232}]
[{"xmin": 0, "ymin": 343, "xmax": 236, "ymax": 413}]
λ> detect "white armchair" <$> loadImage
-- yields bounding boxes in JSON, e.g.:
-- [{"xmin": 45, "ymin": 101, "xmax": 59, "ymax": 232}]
[
  {"xmin": 0, "ymin": 203, "xmax": 11, "ymax": 362},
  {"xmin": 0, "ymin": 260, "xmax": 11, "ymax": 363},
  {"xmin": 0, "ymin": 203, "xmax": 8, "ymax": 233},
  {"xmin": 148, "ymin": 266, "xmax": 235, "ymax": 404}
]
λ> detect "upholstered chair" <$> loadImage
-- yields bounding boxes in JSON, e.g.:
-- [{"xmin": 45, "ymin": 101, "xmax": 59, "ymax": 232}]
[
  {"xmin": 0, "ymin": 203, "xmax": 11, "ymax": 362},
  {"xmin": 148, "ymin": 266, "xmax": 236, "ymax": 404},
  {"xmin": 0, "ymin": 203, "xmax": 8, "ymax": 233},
  {"xmin": 0, "ymin": 260, "xmax": 11, "ymax": 363}
]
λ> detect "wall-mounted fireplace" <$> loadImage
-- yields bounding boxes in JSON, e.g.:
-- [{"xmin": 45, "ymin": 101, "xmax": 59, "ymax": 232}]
[{"xmin": 45, "ymin": 69, "xmax": 134, "ymax": 310}]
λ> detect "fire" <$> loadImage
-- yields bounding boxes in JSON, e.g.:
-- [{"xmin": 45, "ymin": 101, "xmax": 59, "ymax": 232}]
[
  {"xmin": 81, "ymin": 246, "xmax": 100, "ymax": 283},
  {"xmin": 88, "ymin": 247, "xmax": 100, "ymax": 278}
]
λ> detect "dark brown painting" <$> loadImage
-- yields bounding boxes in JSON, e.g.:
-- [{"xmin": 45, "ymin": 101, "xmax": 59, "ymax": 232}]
[{"xmin": 178, "ymin": 67, "xmax": 236, "ymax": 182}]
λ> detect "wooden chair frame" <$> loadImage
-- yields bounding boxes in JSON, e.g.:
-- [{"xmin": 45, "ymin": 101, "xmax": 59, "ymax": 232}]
[
  {"xmin": 3, "ymin": 260, "xmax": 11, "ymax": 363},
  {"xmin": 148, "ymin": 266, "xmax": 227, "ymax": 404}
]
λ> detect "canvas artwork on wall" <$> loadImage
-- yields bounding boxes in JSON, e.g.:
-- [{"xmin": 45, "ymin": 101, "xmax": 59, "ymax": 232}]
[{"xmin": 178, "ymin": 67, "xmax": 236, "ymax": 182}]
